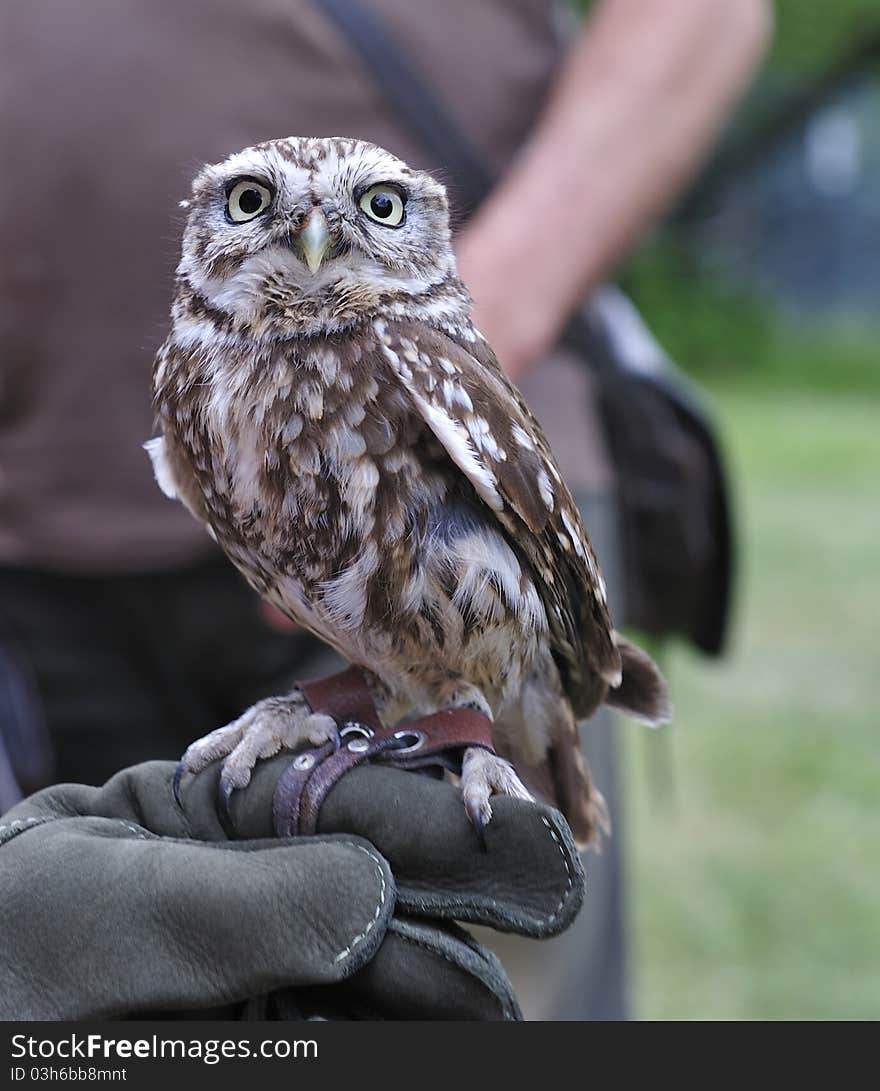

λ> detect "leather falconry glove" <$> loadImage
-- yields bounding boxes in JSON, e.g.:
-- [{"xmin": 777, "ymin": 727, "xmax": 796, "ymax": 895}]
[{"xmin": 0, "ymin": 756, "xmax": 584, "ymax": 1020}]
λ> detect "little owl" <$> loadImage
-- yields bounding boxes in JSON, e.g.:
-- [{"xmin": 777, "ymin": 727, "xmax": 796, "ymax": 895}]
[{"xmin": 148, "ymin": 137, "xmax": 670, "ymax": 847}]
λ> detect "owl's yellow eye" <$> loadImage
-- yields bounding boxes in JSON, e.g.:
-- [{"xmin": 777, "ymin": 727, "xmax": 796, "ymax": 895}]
[
  {"xmin": 358, "ymin": 184, "xmax": 406, "ymax": 227},
  {"xmin": 226, "ymin": 179, "xmax": 273, "ymax": 223}
]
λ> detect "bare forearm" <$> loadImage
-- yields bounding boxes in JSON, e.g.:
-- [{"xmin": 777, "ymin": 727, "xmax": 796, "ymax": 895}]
[{"xmin": 457, "ymin": 0, "xmax": 773, "ymax": 376}]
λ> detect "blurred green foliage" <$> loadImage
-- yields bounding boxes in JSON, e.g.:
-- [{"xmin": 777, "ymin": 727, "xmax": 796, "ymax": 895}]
[
  {"xmin": 769, "ymin": 0, "xmax": 880, "ymax": 72},
  {"xmin": 609, "ymin": 2, "xmax": 880, "ymax": 1018},
  {"xmin": 621, "ymin": 243, "xmax": 879, "ymax": 394},
  {"xmin": 574, "ymin": 0, "xmax": 880, "ymax": 74}
]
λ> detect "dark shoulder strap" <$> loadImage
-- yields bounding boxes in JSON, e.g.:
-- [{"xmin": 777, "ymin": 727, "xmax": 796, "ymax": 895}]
[
  {"xmin": 312, "ymin": 0, "xmax": 494, "ymax": 215},
  {"xmin": 311, "ymin": 0, "xmax": 612, "ymax": 363}
]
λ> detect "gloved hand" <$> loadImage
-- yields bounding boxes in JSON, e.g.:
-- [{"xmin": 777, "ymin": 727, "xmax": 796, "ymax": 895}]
[{"xmin": 0, "ymin": 756, "xmax": 585, "ymax": 1020}]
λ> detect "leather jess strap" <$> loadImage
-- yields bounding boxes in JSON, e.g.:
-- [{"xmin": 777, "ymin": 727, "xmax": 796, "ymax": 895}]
[
  {"xmin": 272, "ymin": 666, "xmax": 495, "ymax": 837},
  {"xmin": 299, "ymin": 667, "xmax": 384, "ymax": 733}
]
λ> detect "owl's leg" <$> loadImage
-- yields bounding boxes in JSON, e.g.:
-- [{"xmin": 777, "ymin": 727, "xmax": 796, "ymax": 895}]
[
  {"xmin": 429, "ymin": 678, "xmax": 533, "ymax": 842},
  {"xmin": 175, "ymin": 691, "xmax": 338, "ymax": 807}
]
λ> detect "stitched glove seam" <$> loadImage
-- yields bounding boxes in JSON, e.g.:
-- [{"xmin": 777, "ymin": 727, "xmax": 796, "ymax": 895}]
[
  {"xmin": 0, "ymin": 816, "xmax": 53, "ymax": 847},
  {"xmin": 331, "ymin": 842, "xmax": 389, "ymax": 967},
  {"xmin": 540, "ymin": 815, "xmax": 576, "ymax": 925},
  {"xmin": 395, "ymin": 811, "xmax": 579, "ymax": 935}
]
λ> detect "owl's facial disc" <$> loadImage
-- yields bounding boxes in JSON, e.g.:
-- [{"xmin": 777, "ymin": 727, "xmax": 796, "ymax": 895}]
[{"xmin": 181, "ymin": 138, "xmax": 458, "ymax": 336}]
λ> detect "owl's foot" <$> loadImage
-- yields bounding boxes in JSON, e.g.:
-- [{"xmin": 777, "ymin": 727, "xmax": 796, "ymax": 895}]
[
  {"xmin": 175, "ymin": 692, "xmax": 339, "ymax": 811},
  {"xmin": 460, "ymin": 746, "xmax": 533, "ymax": 849},
  {"xmin": 434, "ymin": 679, "xmax": 493, "ymax": 720}
]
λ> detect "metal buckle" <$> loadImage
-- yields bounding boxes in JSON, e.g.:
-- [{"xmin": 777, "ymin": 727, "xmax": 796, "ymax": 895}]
[
  {"xmin": 340, "ymin": 721, "xmax": 374, "ymax": 740},
  {"xmin": 340, "ymin": 721, "xmax": 374, "ymax": 753},
  {"xmin": 391, "ymin": 729, "xmax": 425, "ymax": 754}
]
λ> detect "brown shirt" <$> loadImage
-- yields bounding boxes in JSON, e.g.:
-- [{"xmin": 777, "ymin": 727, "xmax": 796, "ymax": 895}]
[{"xmin": 0, "ymin": 0, "xmax": 603, "ymax": 572}]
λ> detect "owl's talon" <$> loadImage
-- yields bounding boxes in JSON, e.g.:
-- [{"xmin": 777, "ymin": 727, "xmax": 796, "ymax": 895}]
[
  {"xmin": 464, "ymin": 796, "xmax": 489, "ymax": 853},
  {"xmin": 217, "ymin": 773, "xmax": 238, "ymax": 826},
  {"xmin": 176, "ymin": 696, "xmax": 339, "ymax": 817},
  {"xmin": 460, "ymin": 746, "xmax": 533, "ymax": 848},
  {"xmin": 172, "ymin": 761, "xmax": 186, "ymax": 806}
]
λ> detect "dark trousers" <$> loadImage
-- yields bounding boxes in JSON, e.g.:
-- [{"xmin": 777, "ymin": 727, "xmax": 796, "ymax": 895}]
[{"xmin": 0, "ymin": 557, "xmax": 329, "ymax": 789}]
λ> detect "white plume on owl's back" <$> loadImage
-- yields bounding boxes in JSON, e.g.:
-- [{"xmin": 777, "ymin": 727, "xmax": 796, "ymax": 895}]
[{"xmin": 150, "ymin": 136, "xmax": 669, "ymax": 846}]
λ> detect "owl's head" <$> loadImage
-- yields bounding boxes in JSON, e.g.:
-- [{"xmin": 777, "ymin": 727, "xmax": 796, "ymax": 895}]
[{"xmin": 176, "ymin": 137, "xmax": 465, "ymax": 338}]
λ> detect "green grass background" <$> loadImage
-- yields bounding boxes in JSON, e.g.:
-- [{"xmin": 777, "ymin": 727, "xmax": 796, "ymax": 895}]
[
  {"xmin": 604, "ymin": 3, "xmax": 880, "ymax": 1019},
  {"xmin": 621, "ymin": 382, "xmax": 879, "ymax": 1019}
]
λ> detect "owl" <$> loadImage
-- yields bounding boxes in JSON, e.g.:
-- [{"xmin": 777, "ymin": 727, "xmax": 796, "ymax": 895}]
[{"xmin": 148, "ymin": 137, "xmax": 669, "ymax": 847}]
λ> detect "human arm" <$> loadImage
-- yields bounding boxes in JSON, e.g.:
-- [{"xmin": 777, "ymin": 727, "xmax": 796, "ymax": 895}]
[{"xmin": 456, "ymin": 0, "xmax": 773, "ymax": 379}]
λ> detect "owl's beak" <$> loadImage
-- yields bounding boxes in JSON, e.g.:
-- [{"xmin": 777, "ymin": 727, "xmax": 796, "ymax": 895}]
[{"xmin": 295, "ymin": 208, "xmax": 332, "ymax": 274}]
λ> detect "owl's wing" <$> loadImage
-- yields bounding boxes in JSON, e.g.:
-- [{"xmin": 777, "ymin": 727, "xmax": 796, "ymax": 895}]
[{"xmin": 374, "ymin": 318, "xmax": 622, "ymax": 715}]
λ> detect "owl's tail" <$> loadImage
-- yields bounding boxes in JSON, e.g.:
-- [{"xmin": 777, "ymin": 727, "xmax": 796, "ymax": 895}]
[
  {"xmin": 604, "ymin": 633, "xmax": 672, "ymax": 726},
  {"xmin": 538, "ymin": 701, "xmax": 610, "ymax": 851}
]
